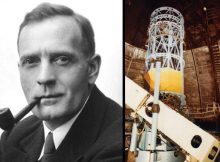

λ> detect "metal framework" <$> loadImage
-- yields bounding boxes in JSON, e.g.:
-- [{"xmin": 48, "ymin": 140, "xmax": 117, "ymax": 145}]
[{"xmin": 145, "ymin": 7, "xmax": 185, "ymax": 72}]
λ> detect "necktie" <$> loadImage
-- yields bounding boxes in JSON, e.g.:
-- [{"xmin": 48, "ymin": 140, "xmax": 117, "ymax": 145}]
[
  {"xmin": 44, "ymin": 132, "xmax": 55, "ymax": 154},
  {"xmin": 40, "ymin": 132, "xmax": 56, "ymax": 162}
]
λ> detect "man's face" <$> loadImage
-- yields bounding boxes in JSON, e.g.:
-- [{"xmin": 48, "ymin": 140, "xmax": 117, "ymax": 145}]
[{"xmin": 18, "ymin": 16, "xmax": 90, "ymax": 124}]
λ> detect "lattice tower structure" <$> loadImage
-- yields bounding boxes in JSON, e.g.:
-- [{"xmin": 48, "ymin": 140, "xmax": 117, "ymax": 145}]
[{"xmin": 145, "ymin": 7, "xmax": 185, "ymax": 108}]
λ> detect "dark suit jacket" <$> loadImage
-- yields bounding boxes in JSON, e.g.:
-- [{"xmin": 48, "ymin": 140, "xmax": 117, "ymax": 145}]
[{"xmin": 0, "ymin": 86, "xmax": 123, "ymax": 162}]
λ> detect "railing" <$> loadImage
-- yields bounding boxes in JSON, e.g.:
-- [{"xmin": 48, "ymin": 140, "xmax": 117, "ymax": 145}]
[{"xmin": 182, "ymin": 103, "xmax": 220, "ymax": 119}]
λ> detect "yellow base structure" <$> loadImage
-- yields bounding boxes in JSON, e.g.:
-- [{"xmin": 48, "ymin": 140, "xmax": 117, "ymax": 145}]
[{"xmin": 144, "ymin": 67, "xmax": 182, "ymax": 93}]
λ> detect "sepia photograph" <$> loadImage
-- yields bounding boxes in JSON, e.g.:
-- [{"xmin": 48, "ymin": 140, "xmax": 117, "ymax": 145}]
[{"xmin": 125, "ymin": 0, "xmax": 220, "ymax": 162}]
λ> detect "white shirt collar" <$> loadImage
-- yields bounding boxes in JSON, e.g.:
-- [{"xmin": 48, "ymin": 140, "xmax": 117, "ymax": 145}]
[{"xmin": 43, "ymin": 112, "xmax": 78, "ymax": 149}]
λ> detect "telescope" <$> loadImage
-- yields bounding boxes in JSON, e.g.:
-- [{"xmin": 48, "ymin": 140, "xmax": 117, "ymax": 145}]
[{"xmin": 0, "ymin": 98, "xmax": 40, "ymax": 131}]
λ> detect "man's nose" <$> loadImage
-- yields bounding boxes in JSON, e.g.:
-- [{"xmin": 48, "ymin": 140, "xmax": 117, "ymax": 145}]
[{"xmin": 37, "ymin": 61, "xmax": 56, "ymax": 86}]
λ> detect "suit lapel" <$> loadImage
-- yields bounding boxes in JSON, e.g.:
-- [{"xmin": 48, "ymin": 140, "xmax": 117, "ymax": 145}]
[
  {"xmin": 20, "ymin": 123, "xmax": 44, "ymax": 162},
  {"xmin": 1, "ymin": 117, "xmax": 44, "ymax": 162}
]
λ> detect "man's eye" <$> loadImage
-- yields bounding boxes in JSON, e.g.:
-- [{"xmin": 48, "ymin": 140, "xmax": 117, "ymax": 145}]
[
  {"xmin": 21, "ymin": 58, "xmax": 39, "ymax": 66},
  {"xmin": 54, "ymin": 56, "xmax": 71, "ymax": 65}
]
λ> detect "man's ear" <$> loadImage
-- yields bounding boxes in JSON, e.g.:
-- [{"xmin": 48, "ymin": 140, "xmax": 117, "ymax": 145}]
[{"xmin": 88, "ymin": 54, "xmax": 101, "ymax": 85}]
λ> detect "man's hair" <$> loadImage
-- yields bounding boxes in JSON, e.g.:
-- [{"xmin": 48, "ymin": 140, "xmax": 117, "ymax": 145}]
[{"xmin": 17, "ymin": 2, "xmax": 95, "ymax": 57}]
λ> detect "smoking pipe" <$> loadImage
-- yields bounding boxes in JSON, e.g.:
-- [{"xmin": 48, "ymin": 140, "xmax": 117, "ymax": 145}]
[{"xmin": 0, "ymin": 98, "xmax": 40, "ymax": 131}]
